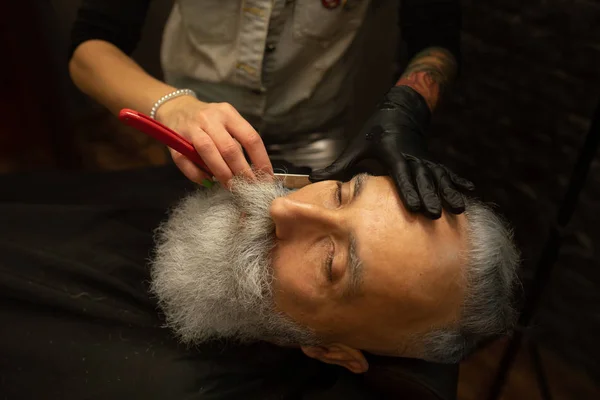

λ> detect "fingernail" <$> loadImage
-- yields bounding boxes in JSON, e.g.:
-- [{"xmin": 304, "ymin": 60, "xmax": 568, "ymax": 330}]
[
  {"xmin": 201, "ymin": 179, "xmax": 214, "ymax": 188},
  {"xmin": 350, "ymin": 362, "xmax": 362, "ymax": 373}
]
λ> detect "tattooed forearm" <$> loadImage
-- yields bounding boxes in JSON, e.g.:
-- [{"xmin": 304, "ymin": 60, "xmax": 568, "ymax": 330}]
[{"xmin": 395, "ymin": 47, "xmax": 458, "ymax": 111}]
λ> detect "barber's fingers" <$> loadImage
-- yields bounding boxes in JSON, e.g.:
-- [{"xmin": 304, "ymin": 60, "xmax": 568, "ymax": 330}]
[
  {"xmin": 443, "ymin": 165, "xmax": 475, "ymax": 191},
  {"xmin": 220, "ymin": 103, "xmax": 273, "ymax": 176},
  {"xmin": 388, "ymin": 157, "xmax": 421, "ymax": 213},
  {"xmin": 203, "ymin": 122, "xmax": 255, "ymax": 181},
  {"xmin": 408, "ymin": 157, "xmax": 441, "ymax": 219},
  {"xmin": 188, "ymin": 127, "xmax": 236, "ymax": 186},
  {"xmin": 427, "ymin": 162, "xmax": 465, "ymax": 214},
  {"xmin": 170, "ymin": 149, "xmax": 211, "ymax": 185},
  {"xmin": 310, "ymin": 146, "xmax": 362, "ymax": 183}
]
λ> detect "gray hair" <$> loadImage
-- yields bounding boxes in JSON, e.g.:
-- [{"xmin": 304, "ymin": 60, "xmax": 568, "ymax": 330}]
[{"xmin": 417, "ymin": 198, "xmax": 521, "ymax": 363}]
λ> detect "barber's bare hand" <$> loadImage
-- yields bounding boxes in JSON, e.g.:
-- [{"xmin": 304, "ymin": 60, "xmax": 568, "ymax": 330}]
[{"xmin": 155, "ymin": 96, "xmax": 273, "ymax": 186}]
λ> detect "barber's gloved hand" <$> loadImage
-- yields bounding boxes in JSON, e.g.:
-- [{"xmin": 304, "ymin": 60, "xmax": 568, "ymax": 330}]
[{"xmin": 309, "ymin": 86, "xmax": 474, "ymax": 219}]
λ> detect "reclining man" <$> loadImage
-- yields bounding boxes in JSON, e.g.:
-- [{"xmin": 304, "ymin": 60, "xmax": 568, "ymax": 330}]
[
  {"xmin": 152, "ymin": 173, "xmax": 520, "ymax": 374},
  {"xmin": 0, "ymin": 166, "xmax": 519, "ymax": 399}
]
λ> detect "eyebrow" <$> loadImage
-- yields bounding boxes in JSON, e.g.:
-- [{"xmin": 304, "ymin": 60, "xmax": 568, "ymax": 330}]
[
  {"xmin": 351, "ymin": 174, "xmax": 366, "ymax": 205},
  {"xmin": 344, "ymin": 233, "xmax": 363, "ymax": 298},
  {"xmin": 343, "ymin": 174, "xmax": 368, "ymax": 298}
]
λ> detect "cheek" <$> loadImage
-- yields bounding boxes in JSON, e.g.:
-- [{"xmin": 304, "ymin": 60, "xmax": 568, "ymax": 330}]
[{"xmin": 271, "ymin": 243, "xmax": 323, "ymax": 317}]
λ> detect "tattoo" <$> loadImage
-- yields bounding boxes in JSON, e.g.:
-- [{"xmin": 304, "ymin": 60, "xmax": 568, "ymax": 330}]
[{"xmin": 396, "ymin": 47, "xmax": 458, "ymax": 111}]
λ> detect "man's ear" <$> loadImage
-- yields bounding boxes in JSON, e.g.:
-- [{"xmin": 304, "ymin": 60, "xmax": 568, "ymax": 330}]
[{"xmin": 301, "ymin": 344, "xmax": 369, "ymax": 374}]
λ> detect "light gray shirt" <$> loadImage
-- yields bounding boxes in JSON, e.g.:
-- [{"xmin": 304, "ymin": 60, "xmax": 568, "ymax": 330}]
[{"xmin": 161, "ymin": 0, "xmax": 373, "ymax": 139}]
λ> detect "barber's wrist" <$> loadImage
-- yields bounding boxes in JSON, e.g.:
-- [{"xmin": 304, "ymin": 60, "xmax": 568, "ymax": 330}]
[
  {"xmin": 383, "ymin": 86, "xmax": 432, "ymax": 135},
  {"xmin": 150, "ymin": 88, "xmax": 197, "ymax": 119},
  {"xmin": 155, "ymin": 95, "xmax": 202, "ymax": 124},
  {"xmin": 394, "ymin": 47, "xmax": 457, "ymax": 112}
]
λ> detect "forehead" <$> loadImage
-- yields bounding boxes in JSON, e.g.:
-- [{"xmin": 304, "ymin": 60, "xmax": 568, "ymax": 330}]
[
  {"xmin": 351, "ymin": 176, "xmax": 412, "ymax": 263},
  {"xmin": 351, "ymin": 175, "xmax": 465, "ymax": 266},
  {"xmin": 351, "ymin": 177, "xmax": 467, "ymax": 331}
]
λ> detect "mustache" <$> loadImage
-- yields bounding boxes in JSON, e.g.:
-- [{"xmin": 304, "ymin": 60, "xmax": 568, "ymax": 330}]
[{"xmin": 226, "ymin": 179, "xmax": 289, "ymax": 302}]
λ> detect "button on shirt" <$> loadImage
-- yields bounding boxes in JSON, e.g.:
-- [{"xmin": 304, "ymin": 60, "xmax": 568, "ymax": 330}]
[{"xmin": 161, "ymin": 0, "xmax": 372, "ymax": 139}]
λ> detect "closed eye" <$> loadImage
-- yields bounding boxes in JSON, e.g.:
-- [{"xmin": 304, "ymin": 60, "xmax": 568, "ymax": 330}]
[
  {"xmin": 325, "ymin": 182, "xmax": 342, "ymax": 283},
  {"xmin": 326, "ymin": 238, "xmax": 335, "ymax": 282}
]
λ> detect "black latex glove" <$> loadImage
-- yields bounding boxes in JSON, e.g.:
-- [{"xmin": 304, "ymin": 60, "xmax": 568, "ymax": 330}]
[{"xmin": 309, "ymin": 86, "xmax": 474, "ymax": 219}]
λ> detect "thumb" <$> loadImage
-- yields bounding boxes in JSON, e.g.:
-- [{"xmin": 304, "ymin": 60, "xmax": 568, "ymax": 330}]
[{"xmin": 310, "ymin": 147, "xmax": 362, "ymax": 182}]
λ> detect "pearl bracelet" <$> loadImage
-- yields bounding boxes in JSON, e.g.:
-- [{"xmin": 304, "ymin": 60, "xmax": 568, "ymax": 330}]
[{"xmin": 150, "ymin": 89, "xmax": 197, "ymax": 120}]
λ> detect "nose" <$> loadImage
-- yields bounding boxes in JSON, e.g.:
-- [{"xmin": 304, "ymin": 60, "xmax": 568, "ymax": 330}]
[{"xmin": 270, "ymin": 197, "xmax": 338, "ymax": 240}]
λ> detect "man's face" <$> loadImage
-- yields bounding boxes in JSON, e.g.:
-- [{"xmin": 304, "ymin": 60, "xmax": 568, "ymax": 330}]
[
  {"xmin": 151, "ymin": 174, "xmax": 467, "ymax": 359},
  {"xmin": 270, "ymin": 175, "xmax": 467, "ymax": 355}
]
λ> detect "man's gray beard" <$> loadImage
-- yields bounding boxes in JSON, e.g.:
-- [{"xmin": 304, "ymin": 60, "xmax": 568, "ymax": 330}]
[{"xmin": 150, "ymin": 177, "xmax": 318, "ymax": 347}]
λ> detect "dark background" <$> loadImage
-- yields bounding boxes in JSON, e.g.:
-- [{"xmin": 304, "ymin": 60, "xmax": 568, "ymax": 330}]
[{"xmin": 1, "ymin": 0, "xmax": 599, "ymax": 398}]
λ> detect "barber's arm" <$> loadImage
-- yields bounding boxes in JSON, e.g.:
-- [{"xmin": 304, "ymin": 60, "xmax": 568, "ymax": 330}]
[
  {"xmin": 310, "ymin": 0, "xmax": 473, "ymax": 219},
  {"xmin": 69, "ymin": 0, "xmax": 272, "ymax": 186}
]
